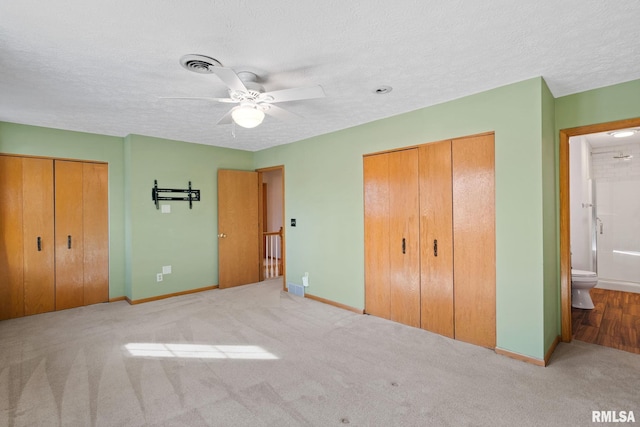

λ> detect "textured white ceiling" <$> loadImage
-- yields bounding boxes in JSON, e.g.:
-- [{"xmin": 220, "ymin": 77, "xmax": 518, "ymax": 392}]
[{"xmin": 1, "ymin": 1, "xmax": 640, "ymax": 151}]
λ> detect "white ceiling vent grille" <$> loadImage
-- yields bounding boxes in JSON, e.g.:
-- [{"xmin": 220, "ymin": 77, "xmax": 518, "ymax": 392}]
[{"xmin": 179, "ymin": 54, "xmax": 222, "ymax": 74}]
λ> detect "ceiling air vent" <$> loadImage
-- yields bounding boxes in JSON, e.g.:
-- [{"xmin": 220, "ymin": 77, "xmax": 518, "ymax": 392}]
[{"xmin": 179, "ymin": 54, "xmax": 222, "ymax": 74}]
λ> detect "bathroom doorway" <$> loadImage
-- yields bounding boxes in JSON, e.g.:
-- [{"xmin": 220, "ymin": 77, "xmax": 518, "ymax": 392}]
[
  {"xmin": 560, "ymin": 118, "xmax": 640, "ymax": 353},
  {"xmin": 569, "ymin": 131, "xmax": 640, "ymax": 289}
]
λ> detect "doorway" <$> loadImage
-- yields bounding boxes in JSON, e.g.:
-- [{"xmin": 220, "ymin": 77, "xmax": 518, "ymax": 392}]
[
  {"xmin": 559, "ymin": 117, "xmax": 640, "ymax": 343},
  {"xmin": 258, "ymin": 166, "xmax": 286, "ymax": 289}
]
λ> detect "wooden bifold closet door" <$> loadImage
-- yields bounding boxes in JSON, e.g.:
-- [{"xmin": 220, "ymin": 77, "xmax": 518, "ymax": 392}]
[
  {"xmin": 452, "ymin": 134, "xmax": 496, "ymax": 348},
  {"xmin": 364, "ymin": 149, "xmax": 420, "ymax": 328},
  {"xmin": 0, "ymin": 155, "xmax": 26, "ymax": 319},
  {"xmin": 82, "ymin": 162, "xmax": 109, "ymax": 305},
  {"xmin": 419, "ymin": 141, "xmax": 454, "ymax": 338},
  {"xmin": 23, "ymin": 158, "xmax": 56, "ymax": 315},
  {"xmin": 388, "ymin": 149, "xmax": 420, "ymax": 328},
  {"xmin": 364, "ymin": 133, "xmax": 495, "ymax": 349},
  {"xmin": 0, "ymin": 155, "xmax": 108, "ymax": 320},
  {"xmin": 364, "ymin": 153, "xmax": 391, "ymax": 319},
  {"xmin": 55, "ymin": 160, "xmax": 85, "ymax": 310},
  {"xmin": 55, "ymin": 160, "xmax": 110, "ymax": 310},
  {"xmin": 0, "ymin": 156, "xmax": 56, "ymax": 319}
]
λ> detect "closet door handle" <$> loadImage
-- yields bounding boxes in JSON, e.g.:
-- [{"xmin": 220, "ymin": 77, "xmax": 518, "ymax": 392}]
[
  {"xmin": 37, "ymin": 236, "xmax": 42, "ymax": 251},
  {"xmin": 434, "ymin": 239, "xmax": 438, "ymax": 257},
  {"xmin": 67, "ymin": 235, "xmax": 72, "ymax": 249},
  {"xmin": 402, "ymin": 238, "xmax": 406, "ymax": 254}
]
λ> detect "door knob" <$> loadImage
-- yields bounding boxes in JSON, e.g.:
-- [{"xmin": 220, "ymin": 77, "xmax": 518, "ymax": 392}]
[{"xmin": 218, "ymin": 233, "xmax": 227, "ymax": 238}]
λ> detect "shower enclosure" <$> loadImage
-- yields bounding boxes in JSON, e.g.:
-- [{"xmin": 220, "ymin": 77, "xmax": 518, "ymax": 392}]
[
  {"xmin": 590, "ymin": 143, "xmax": 640, "ymax": 294},
  {"xmin": 593, "ymin": 179, "xmax": 640, "ymax": 293}
]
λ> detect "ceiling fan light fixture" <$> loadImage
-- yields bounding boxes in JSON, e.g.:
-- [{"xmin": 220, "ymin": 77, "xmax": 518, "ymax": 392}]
[{"xmin": 231, "ymin": 104, "xmax": 265, "ymax": 128}]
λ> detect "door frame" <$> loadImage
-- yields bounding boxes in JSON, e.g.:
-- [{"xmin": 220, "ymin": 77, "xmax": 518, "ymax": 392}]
[
  {"xmin": 559, "ymin": 117, "xmax": 640, "ymax": 342},
  {"xmin": 257, "ymin": 165, "xmax": 286, "ymax": 290}
]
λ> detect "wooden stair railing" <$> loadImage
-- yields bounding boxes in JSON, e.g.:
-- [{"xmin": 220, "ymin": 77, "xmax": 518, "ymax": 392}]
[{"xmin": 263, "ymin": 227, "xmax": 283, "ymax": 278}]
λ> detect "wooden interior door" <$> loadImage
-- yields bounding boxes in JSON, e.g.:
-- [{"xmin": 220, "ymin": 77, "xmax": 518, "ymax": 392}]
[
  {"xmin": 419, "ymin": 141, "xmax": 454, "ymax": 338},
  {"xmin": 83, "ymin": 162, "xmax": 109, "ymax": 305},
  {"xmin": 23, "ymin": 157, "xmax": 55, "ymax": 315},
  {"xmin": 0, "ymin": 156, "xmax": 25, "ymax": 319},
  {"xmin": 364, "ymin": 153, "xmax": 391, "ymax": 319},
  {"xmin": 218, "ymin": 169, "xmax": 260, "ymax": 288},
  {"xmin": 388, "ymin": 149, "xmax": 420, "ymax": 328},
  {"xmin": 55, "ymin": 160, "xmax": 85, "ymax": 310},
  {"xmin": 452, "ymin": 134, "xmax": 496, "ymax": 348}
]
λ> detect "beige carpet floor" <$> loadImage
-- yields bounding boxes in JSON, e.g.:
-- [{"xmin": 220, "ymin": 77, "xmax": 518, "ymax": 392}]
[{"xmin": 1, "ymin": 279, "xmax": 638, "ymax": 426}]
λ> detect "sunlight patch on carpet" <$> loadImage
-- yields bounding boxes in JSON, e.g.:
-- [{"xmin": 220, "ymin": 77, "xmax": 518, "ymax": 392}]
[{"xmin": 124, "ymin": 343, "xmax": 279, "ymax": 360}]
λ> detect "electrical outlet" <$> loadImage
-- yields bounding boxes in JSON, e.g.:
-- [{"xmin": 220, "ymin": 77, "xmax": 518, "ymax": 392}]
[{"xmin": 157, "ymin": 273, "xmax": 163, "ymax": 282}]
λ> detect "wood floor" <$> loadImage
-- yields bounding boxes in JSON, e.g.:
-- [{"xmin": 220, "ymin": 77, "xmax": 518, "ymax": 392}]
[{"xmin": 572, "ymin": 288, "xmax": 640, "ymax": 354}]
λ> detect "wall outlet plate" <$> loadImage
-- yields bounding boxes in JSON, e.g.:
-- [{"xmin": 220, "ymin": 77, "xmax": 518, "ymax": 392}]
[
  {"xmin": 161, "ymin": 204, "xmax": 171, "ymax": 213},
  {"xmin": 157, "ymin": 273, "xmax": 163, "ymax": 282}
]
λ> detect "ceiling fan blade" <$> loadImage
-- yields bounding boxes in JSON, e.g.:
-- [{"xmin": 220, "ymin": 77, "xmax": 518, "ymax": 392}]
[
  {"xmin": 260, "ymin": 85, "xmax": 325, "ymax": 103},
  {"xmin": 262, "ymin": 104, "xmax": 302, "ymax": 122},
  {"xmin": 211, "ymin": 67, "xmax": 249, "ymax": 93},
  {"xmin": 216, "ymin": 109, "xmax": 234, "ymax": 125},
  {"xmin": 159, "ymin": 96, "xmax": 237, "ymax": 103}
]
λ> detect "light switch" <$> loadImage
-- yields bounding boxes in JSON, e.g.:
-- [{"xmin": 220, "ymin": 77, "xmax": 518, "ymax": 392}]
[
  {"xmin": 161, "ymin": 204, "xmax": 171, "ymax": 213},
  {"xmin": 162, "ymin": 265, "xmax": 172, "ymax": 274}
]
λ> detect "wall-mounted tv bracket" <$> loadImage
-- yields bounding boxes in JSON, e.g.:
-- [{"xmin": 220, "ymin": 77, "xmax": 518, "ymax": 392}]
[{"xmin": 151, "ymin": 180, "xmax": 200, "ymax": 210}]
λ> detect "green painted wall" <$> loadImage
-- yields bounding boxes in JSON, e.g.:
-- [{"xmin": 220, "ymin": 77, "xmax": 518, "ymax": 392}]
[
  {"xmin": 0, "ymin": 122, "xmax": 126, "ymax": 298},
  {"xmin": 555, "ymin": 79, "xmax": 640, "ymax": 130},
  {"xmin": 124, "ymin": 134, "xmax": 253, "ymax": 300},
  {"xmin": 541, "ymin": 79, "xmax": 559, "ymax": 353},
  {"xmin": 255, "ymin": 77, "xmax": 550, "ymax": 359}
]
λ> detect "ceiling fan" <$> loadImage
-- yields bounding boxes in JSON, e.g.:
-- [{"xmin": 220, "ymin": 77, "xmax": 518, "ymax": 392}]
[{"xmin": 165, "ymin": 54, "xmax": 326, "ymax": 129}]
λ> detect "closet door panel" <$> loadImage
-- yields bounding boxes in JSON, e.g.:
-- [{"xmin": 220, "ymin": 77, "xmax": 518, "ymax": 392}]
[
  {"xmin": 0, "ymin": 156, "xmax": 25, "ymax": 319},
  {"xmin": 452, "ymin": 134, "xmax": 496, "ymax": 348},
  {"xmin": 55, "ymin": 160, "xmax": 85, "ymax": 310},
  {"xmin": 364, "ymin": 154, "xmax": 391, "ymax": 319},
  {"xmin": 83, "ymin": 162, "xmax": 109, "ymax": 305},
  {"xmin": 388, "ymin": 149, "xmax": 420, "ymax": 328},
  {"xmin": 419, "ymin": 142, "xmax": 454, "ymax": 338},
  {"xmin": 23, "ymin": 158, "xmax": 55, "ymax": 315}
]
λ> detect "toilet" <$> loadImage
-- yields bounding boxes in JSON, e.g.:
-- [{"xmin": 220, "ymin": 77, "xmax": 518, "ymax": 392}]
[{"xmin": 571, "ymin": 269, "xmax": 598, "ymax": 309}]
